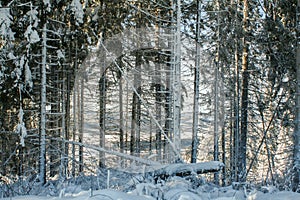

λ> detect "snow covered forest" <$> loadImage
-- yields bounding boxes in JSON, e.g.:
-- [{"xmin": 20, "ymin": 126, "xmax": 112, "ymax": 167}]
[{"xmin": 1, "ymin": 0, "xmax": 300, "ymax": 199}]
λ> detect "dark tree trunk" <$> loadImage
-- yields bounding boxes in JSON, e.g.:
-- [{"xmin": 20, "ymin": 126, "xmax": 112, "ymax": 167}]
[{"xmin": 239, "ymin": 0, "xmax": 249, "ymax": 182}]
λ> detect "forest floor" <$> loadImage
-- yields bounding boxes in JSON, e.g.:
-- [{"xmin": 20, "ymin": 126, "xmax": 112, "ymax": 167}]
[{"xmin": 1, "ymin": 168, "xmax": 300, "ymax": 200}]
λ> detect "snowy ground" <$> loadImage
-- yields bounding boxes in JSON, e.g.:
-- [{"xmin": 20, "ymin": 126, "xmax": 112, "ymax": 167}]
[
  {"xmin": 2, "ymin": 168, "xmax": 300, "ymax": 200},
  {"xmin": 3, "ymin": 188, "xmax": 300, "ymax": 200}
]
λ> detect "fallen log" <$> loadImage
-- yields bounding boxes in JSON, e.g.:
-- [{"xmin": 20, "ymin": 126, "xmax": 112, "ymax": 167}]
[{"xmin": 148, "ymin": 161, "xmax": 224, "ymax": 179}]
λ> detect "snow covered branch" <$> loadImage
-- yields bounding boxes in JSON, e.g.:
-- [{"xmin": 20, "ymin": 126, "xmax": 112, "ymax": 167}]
[{"xmin": 55, "ymin": 138, "xmax": 161, "ymax": 166}]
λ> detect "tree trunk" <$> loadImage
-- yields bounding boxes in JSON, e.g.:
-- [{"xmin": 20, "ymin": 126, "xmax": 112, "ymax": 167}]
[
  {"xmin": 214, "ymin": 55, "xmax": 219, "ymax": 185},
  {"xmin": 72, "ymin": 72, "xmax": 77, "ymax": 177},
  {"xmin": 164, "ymin": 61, "xmax": 172, "ymax": 162},
  {"xmin": 239, "ymin": 0, "xmax": 249, "ymax": 182},
  {"xmin": 230, "ymin": 91, "xmax": 234, "ymax": 183},
  {"xmin": 293, "ymin": 0, "xmax": 300, "ymax": 191},
  {"xmin": 155, "ymin": 71, "xmax": 162, "ymax": 160},
  {"xmin": 135, "ymin": 4, "xmax": 142, "ymax": 157},
  {"xmin": 49, "ymin": 67, "xmax": 62, "ymax": 178},
  {"xmin": 62, "ymin": 65, "xmax": 71, "ymax": 178},
  {"xmin": 39, "ymin": 23, "xmax": 47, "ymax": 184},
  {"xmin": 213, "ymin": 0, "xmax": 221, "ymax": 185},
  {"xmin": 118, "ymin": 61, "xmax": 124, "ymax": 167},
  {"xmin": 99, "ymin": 74, "xmax": 106, "ymax": 167},
  {"xmin": 1, "ymin": 105, "xmax": 8, "ymax": 176},
  {"xmin": 191, "ymin": 0, "xmax": 201, "ymax": 164},
  {"xmin": 154, "ymin": 7, "xmax": 162, "ymax": 161},
  {"xmin": 119, "ymin": 70, "xmax": 124, "ymax": 154},
  {"xmin": 131, "ymin": 4, "xmax": 142, "ymax": 156},
  {"xmin": 99, "ymin": 1, "xmax": 107, "ymax": 168},
  {"xmin": 294, "ymin": 50, "xmax": 300, "ymax": 189},
  {"xmin": 71, "ymin": 38, "xmax": 77, "ymax": 177},
  {"xmin": 78, "ymin": 73, "xmax": 84, "ymax": 173},
  {"xmin": 130, "ymin": 62, "xmax": 141, "ymax": 156},
  {"xmin": 220, "ymin": 64, "xmax": 226, "ymax": 186},
  {"xmin": 172, "ymin": 0, "xmax": 182, "ymax": 161},
  {"xmin": 150, "ymin": 117, "xmax": 153, "ymax": 153},
  {"xmin": 136, "ymin": 80, "xmax": 141, "ymax": 156},
  {"xmin": 130, "ymin": 83, "xmax": 137, "ymax": 156},
  {"xmin": 231, "ymin": 2, "xmax": 240, "ymax": 181}
]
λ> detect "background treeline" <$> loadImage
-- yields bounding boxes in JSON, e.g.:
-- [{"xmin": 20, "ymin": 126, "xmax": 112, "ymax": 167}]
[{"xmin": 0, "ymin": 0, "xmax": 299, "ymax": 192}]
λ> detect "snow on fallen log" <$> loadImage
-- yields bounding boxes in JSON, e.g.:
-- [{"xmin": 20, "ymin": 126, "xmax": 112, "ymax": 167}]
[{"xmin": 150, "ymin": 161, "xmax": 224, "ymax": 179}]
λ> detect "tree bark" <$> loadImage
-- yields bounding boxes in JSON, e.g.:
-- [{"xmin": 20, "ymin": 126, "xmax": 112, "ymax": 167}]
[
  {"xmin": 150, "ymin": 161, "xmax": 224, "ymax": 180},
  {"xmin": 191, "ymin": 0, "xmax": 201, "ymax": 164},
  {"xmin": 62, "ymin": 65, "xmax": 71, "ymax": 178},
  {"xmin": 131, "ymin": 3, "xmax": 142, "ymax": 157},
  {"xmin": 119, "ymin": 71, "xmax": 124, "ymax": 154},
  {"xmin": 155, "ymin": 14, "xmax": 162, "ymax": 160},
  {"xmin": 214, "ymin": 58, "xmax": 219, "ymax": 184},
  {"xmin": 213, "ymin": 0, "xmax": 221, "ymax": 185},
  {"xmin": 293, "ymin": 0, "xmax": 300, "ymax": 191},
  {"xmin": 239, "ymin": 0, "xmax": 249, "ymax": 182},
  {"xmin": 99, "ymin": 74, "xmax": 106, "ymax": 167},
  {"xmin": 99, "ymin": 1, "xmax": 107, "ymax": 168},
  {"xmin": 72, "ymin": 71, "xmax": 77, "ymax": 177},
  {"xmin": 233, "ymin": 19, "xmax": 240, "ymax": 183},
  {"xmin": 172, "ymin": 0, "xmax": 182, "ymax": 161},
  {"xmin": 39, "ymin": 23, "xmax": 47, "ymax": 184},
  {"xmin": 78, "ymin": 72, "xmax": 84, "ymax": 173}
]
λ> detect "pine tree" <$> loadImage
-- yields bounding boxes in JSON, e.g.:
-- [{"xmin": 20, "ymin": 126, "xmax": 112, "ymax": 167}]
[
  {"xmin": 191, "ymin": 0, "xmax": 201, "ymax": 164},
  {"xmin": 239, "ymin": 0, "xmax": 249, "ymax": 182},
  {"xmin": 293, "ymin": 0, "xmax": 300, "ymax": 192},
  {"xmin": 39, "ymin": 22, "xmax": 47, "ymax": 184}
]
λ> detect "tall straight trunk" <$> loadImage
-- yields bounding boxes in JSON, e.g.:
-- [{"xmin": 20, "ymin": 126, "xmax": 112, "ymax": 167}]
[
  {"xmin": 18, "ymin": 142, "xmax": 24, "ymax": 177},
  {"xmin": 125, "ymin": 81, "xmax": 129, "ymax": 152},
  {"xmin": 71, "ymin": 39, "xmax": 77, "ymax": 177},
  {"xmin": 135, "ymin": 6, "xmax": 142, "ymax": 156},
  {"xmin": 63, "ymin": 65, "xmax": 71, "ymax": 178},
  {"xmin": 136, "ymin": 81, "xmax": 141, "ymax": 156},
  {"xmin": 230, "ymin": 92, "xmax": 234, "ymax": 182},
  {"xmin": 154, "ymin": 11, "xmax": 162, "ymax": 160},
  {"xmin": 99, "ymin": 74, "xmax": 106, "ymax": 167},
  {"xmin": 221, "ymin": 125, "xmax": 226, "ymax": 185},
  {"xmin": 131, "ymin": 3, "xmax": 142, "ymax": 156},
  {"xmin": 220, "ymin": 65, "xmax": 226, "ymax": 186},
  {"xmin": 164, "ymin": 1, "xmax": 173, "ymax": 163},
  {"xmin": 119, "ymin": 72, "xmax": 124, "ymax": 154},
  {"xmin": 78, "ymin": 74, "xmax": 84, "ymax": 173},
  {"xmin": 39, "ymin": 23, "xmax": 47, "ymax": 184},
  {"xmin": 233, "ymin": 39, "xmax": 240, "ymax": 182},
  {"xmin": 130, "ymin": 88, "xmax": 138, "ymax": 155},
  {"xmin": 130, "ymin": 61, "xmax": 141, "ymax": 156},
  {"xmin": 214, "ymin": 56, "xmax": 219, "ymax": 185},
  {"xmin": 72, "ymin": 73, "xmax": 77, "ymax": 177},
  {"xmin": 191, "ymin": 0, "xmax": 201, "ymax": 163},
  {"xmin": 294, "ymin": 47, "xmax": 300, "ymax": 191},
  {"xmin": 164, "ymin": 60, "xmax": 171, "ymax": 162},
  {"xmin": 130, "ymin": 92, "xmax": 136, "ymax": 155},
  {"xmin": 172, "ymin": 0, "xmax": 182, "ymax": 159},
  {"xmin": 99, "ymin": 1, "xmax": 107, "ymax": 167},
  {"xmin": 239, "ymin": 0, "xmax": 249, "ymax": 182},
  {"xmin": 118, "ymin": 60, "xmax": 125, "ymax": 164},
  {"xmin": 155, "ymin": 70, "xmax": 162, "ymax": 160},
  {"xmin": 1, "ymin": 107, "xmax": 6, "ymax": 175},
  {"xmin": 49, "ymin": 69, "xmax": 61, "ymax": 178},
  {"xmin": 59, "ymin": 68, "xmax": 66, "ymax": 179},
  {"xmin": 293, "ymin": 0, "xmax": 300, "ymax": 191},
  {"xmin": 150, "ymin": 118, "xmax": 153, "ymax": 153},
  {"xmin": 213, "ymin": 0, "xmax": 221, "ymax": 185},
  {"xmin": 232, "ymin": 0, "xmax": 240, "ymax": 183}
]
